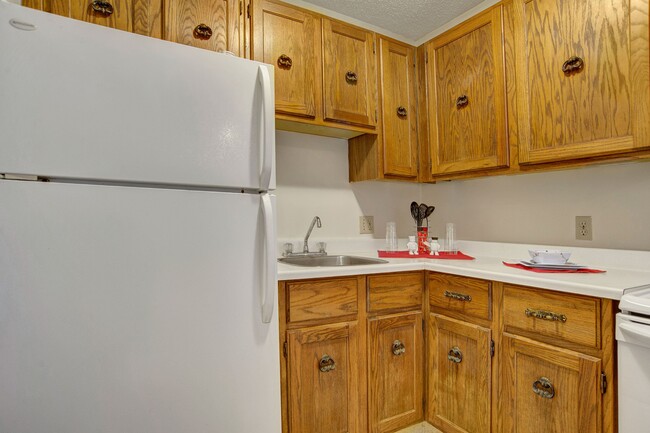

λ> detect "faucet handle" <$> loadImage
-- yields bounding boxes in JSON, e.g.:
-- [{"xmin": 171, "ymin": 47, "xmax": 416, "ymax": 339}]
[
  {"xmin": 283, "ymin": 242, "xmax": 294, "ymax": 256},
  {"xmin": 317, "ymin": 242, "xmax": 327, "ymax": 254}
]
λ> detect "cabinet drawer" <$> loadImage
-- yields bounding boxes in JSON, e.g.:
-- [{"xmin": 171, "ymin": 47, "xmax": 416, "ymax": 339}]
[
  {"xmin": 428, "ymin": 273, "xmax": 491, "ymax": 321},
  {"xmin": 503, "ymin": 285, "xmax": 601, "ymax": 349},
  {"xmin": 287, "ymin": 277, "xmax": 359, "ymax": 323},
  {"xmin": 368, "ymin": 272, "xmax": 423, "ymax": 313}
]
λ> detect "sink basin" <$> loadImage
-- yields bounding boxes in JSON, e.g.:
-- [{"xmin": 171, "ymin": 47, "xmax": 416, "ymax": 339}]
[{"xmin": 278, "ymin": 255, "xmax": 388, "ymax": 267}]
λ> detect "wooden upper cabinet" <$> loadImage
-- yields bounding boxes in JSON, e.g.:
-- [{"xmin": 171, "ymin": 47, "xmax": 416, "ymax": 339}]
[
  {"xmin": 379, "ymin": 37, "xmax": 418, "ymax": 178},
  {"xmin": 163, "ymin": 0, "xmax": 229, "ymax": 52},
  {"xmin": 501, "ymin": 334, "xmax": 602, "ymax": 433},
  {"xmin": 322, "ymin": 18, "xmax": 377, "ymax": 128},
  {"xmin": 23, "ymin": 0, "xmax": 162, "ymax": 37},
  {"xmin": 513, "ymin": 0, "xmax": 650, "ymax": 164},
  {"xmin": 251, "ymin": 0, "xmax": 319, "ymax": 118},
  {"xmin": 425, "ymin": 6, "xmax": 508, "ymax": 176}
]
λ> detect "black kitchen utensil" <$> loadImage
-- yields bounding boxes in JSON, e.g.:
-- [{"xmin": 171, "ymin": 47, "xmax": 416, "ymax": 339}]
[{"xmin": 410, "ymin": 202, "xmax": 419, "ymax": 225}]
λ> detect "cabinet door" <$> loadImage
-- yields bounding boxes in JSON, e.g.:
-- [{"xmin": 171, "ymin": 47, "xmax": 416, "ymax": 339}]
[
  {"xmin": 428, "ymin": 313, "xmax": 491, "ymax": 433},
  {"xmin": 501, "ymin": 334, "xmax": 602, "ymax": 433},
  {"xmin": 368, "ymin": 312, "xmax": 423, "ymax": 433},
  {"xmin": 426, "ymin": 6, "xmax": 507, "ymax": 176},
  {"xmin": 322, "ymin": 18, "xmax": 377, "ymax": 128},
  {"xmin": 379, "ymin": 38, "xmax": 418, "ymax": 178},
  {"xmin": 251, "ymin": 0, "xmax": 318, "ymax": 118},
  {"xmin": 513, "ymin": 0, "xmax": 650, "ymax": 164},
  {"xmin": 164, "ymin": 0, "xmax": 229, "ymax": 52},
  {"xmin": 23, "ymin": 0, "xmax": 162, "ymax": 37},
  {"xmin": 287, "ymin": 322, "xmax": 360, "ymax": 433}
]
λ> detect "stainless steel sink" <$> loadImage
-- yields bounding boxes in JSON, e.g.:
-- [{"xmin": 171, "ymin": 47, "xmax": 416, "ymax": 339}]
[{"xmin": 278, "ymin": 255, "xmax": 388, "ymax": 267}]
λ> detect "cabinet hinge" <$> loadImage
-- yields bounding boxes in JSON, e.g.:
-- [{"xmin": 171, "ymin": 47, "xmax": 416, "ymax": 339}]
[
  {"xmin": 239, "ymin": 0, "xmax": 242, "ymax": 15},
  {"xmin": 246, "ymin": 3, "xmax": 251, "ymax": 18},
  {"xmin": 601, "ymin": 372, "xmax": 607, "ymax": 394},
  {"xmin": 283, "ymin": 341, "xmax": 288, "ymax": 358},
  {"xmin": 373, "ymin": 40, "xmax": 376, "ymax": 54},
  {"xmin": 490, "ymin": 340, "xmax": 495, "ymax": 357},
  {"xmin": 424, "ymin": 52, "xmax": 428, "ymax": 64},
  {"xmin": 375, "ymin": 109, "xmax": 378, "ymax": 123}
]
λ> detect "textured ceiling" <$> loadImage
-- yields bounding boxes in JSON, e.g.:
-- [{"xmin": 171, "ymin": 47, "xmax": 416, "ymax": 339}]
[{"xmin": 296, "ymin": 0, "xmax": 487, "ymax": 42}]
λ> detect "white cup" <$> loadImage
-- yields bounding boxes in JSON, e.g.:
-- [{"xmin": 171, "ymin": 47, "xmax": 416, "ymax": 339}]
[{"xmin": 385, "ymin": 222, "xmax": 398, "ymax": 251}]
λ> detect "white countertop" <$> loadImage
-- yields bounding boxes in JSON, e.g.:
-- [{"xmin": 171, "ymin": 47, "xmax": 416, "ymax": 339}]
[{"xmin": 277, "ymin": 239, "xmax": 650, "ymax": 300}]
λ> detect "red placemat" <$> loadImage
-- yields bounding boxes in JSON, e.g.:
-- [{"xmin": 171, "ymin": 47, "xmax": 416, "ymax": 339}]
[
  {"xmin": 502, "ymin": 262, "xmax": 606, "ymax": 273},
  {"xmin": 378, "ymin": 250, "xmax": 475, "ymax": 260}
]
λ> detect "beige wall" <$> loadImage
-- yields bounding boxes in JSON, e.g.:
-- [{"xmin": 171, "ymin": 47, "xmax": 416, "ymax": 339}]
[{"xmin": 276, "ymin": 131, "xmax": 650, "ymax": 251}]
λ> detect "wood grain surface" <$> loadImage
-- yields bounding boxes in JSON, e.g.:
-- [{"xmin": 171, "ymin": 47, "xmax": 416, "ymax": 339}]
[
  {"xmin": 429, "ymin": 272, "xmax": 492, "ymax": 321},
  {"xmin": 164, "ymin": 0, "xmax": 228, "ymax": 52},
  {"xmin": 368, "ymin": 271, "xmax": 424, "ymax": 313},
  {"xmin": 287, "ymin": 277, "xmax": 359, "ymax": 323}
]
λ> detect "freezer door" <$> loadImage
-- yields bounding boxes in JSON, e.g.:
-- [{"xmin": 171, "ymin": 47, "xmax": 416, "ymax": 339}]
[
  {"xmin": 0, "ymin": 1, "xmax": 275, "ymax": 191},
  {"xmin": 0, "ymin": 180, "xmax": 280, "ymax": 433}
]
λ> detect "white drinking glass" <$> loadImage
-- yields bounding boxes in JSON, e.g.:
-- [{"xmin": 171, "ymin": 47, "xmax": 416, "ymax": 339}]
[{"xmin": 385, "ymin": 222, "xmax": 398, "ymax": 251}]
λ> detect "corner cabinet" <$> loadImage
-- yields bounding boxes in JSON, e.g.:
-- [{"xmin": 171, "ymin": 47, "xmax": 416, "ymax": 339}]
[
  {"xmin": 423, "ymin": 5, "xmax": 508, "ymax": 179},
  {"xmin": 513, "ymin": 0, "xmax": 650, "ymax": 164},
  {"xmin": 349, "ymin": 37, "xmax": 419, "ymax": 182}
]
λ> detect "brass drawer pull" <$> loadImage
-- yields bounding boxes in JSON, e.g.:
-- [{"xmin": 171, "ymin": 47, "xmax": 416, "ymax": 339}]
[
  {"xmin": 392, "ymin": 340, "xmax": 406, "ymax": 356},
  {"xmin": 193, "ymin": 24, "xmax": 213, "ymax": 40},
  {"xmin": 277, "ymin": 54, "xmax": 293, "ymax": 69},
  {"xmin": 562, "ymin": 56, "xmax": 584, "ymax": 75},
  {"xmin": 91, "ymin": 0, "xmax": 114, "ymax": 16},
  {"xmin": 455, "ymin": 94, "xmax": 469, "ymax": 108},
  {"xmin": 319, "ymin": 354, "xmax": 336, "ymax": 372},
  {"xmin": 447, "ymin": 346, "xmax": 463, "ymax": 363},
  {"xmin": 532, "ymin": 377, "xmax": 555, "ymax": 399},
  {"xmin": 444, "ymin": 290, "xmax": 472, "ymax": 302},
  {"xmin": 345, "ymin": 71, "xmax": 358, "ymax": 84},
  {"xmin": 525, "ymin": 308, "xmax": 567, "ymax": 323}
]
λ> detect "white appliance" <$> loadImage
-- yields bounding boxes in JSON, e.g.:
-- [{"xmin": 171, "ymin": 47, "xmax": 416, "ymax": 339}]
[
  {"xmin": 0, "ymin": 1, "xmax": 280, "ymax": 432},
  {"xmin": 616, "ymin": 286, "xmax": 650, "ymax": 433}
]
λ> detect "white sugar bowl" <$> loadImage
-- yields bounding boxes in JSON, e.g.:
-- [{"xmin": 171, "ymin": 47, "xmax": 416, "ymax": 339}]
[{"xmin": 528, "ymin": 249, "xmax": 572, "ymax": 265}]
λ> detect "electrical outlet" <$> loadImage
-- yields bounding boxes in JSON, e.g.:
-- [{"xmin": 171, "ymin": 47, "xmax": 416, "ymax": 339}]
[
  {"xmin": 576, "ymin": 216, "xmax": 593, "ymax": 240},
  {"xmin": 359, "ymin": 216, "xmax": 374, "ymax": 234}
]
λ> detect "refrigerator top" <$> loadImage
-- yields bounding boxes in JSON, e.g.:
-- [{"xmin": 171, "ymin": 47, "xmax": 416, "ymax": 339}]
[{"xmin": 0, "ymin": 0, "xmax": 275, "ymax": 191}]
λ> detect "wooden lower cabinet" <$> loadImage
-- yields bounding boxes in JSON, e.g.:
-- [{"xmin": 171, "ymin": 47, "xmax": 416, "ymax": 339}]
[
  {"xmin": 286, "ymin": 321, "xmax": 361, "ymax": 433},
  {"xmin": 427, "ymin": 313, "xmax": 491, "ymax": 433},
  {"xmin": 368, "ymin": 312, "xmax": 423, "ymax": 433},
  {"xmin": 501, "ymin": 333, "xmax": 603, "ymax": 433}
]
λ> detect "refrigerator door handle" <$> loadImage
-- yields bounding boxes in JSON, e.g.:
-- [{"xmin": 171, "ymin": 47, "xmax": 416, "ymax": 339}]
[
  {"xmin": 258, "ymin": 65, "xmax": 274, "ymax": 191},
  {"xmin": 260, "ymin": 193, "xmax": 277, "ymax": 324}
]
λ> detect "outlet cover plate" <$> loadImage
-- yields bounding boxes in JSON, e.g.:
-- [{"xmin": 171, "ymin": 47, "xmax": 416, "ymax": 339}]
[
  {"xmin": 359, "ymin": 216, "xmax": 374, "ymax": 234},
  {"xmin": 576, "ymin": 216, "xmax": 592, "ymax": 240}
]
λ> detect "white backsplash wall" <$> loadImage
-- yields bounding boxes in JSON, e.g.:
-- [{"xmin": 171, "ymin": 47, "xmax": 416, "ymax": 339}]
[
  {"xmin": 275, "ymin": 131, "xmax": 422, "ymax": 243},
  {"xmin": 276, "ymin": 130, "xmax": 650, "ymax": 251},
  {"xmin": 423, "ymin": 162, "xmax": 650, "ymax": 251}
]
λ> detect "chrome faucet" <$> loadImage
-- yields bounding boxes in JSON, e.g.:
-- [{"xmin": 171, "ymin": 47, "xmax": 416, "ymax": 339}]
[{"xmin": 303, "ymin": 216, "xmax": 322, "ymax": 253}]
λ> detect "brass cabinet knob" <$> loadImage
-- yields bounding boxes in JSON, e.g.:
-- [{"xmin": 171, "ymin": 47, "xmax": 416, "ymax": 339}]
[
  {"xmin": 345, "ymin": 71, "xmax": 358, "ymax": 84},
  {"xmin": 562, "ymin": 56, "xmax": 584, "ymax": 75},
  {"xmin": 193, "ymin": 24, "xmax": 213, "ymax": 40},
  {"xmin": 91, "ymin": 0, "xmax": 114, "ymax": 16},
  {"xmin": 319, "ymin": 354, "xmax": 336, "ymax": 372},
  {"xmin": 392, "ymin": 340, "xmax": 406, "ymax": 356},
  {"xmin": 396, "ymin": 106, "xmax": 407, "ymax": 118},
  {"xmin": 455, "ymin": 94, "xmax": 469, "ymax": 109},
  {"xmin": 532, "ymin": 377, "xmax": 555, "ymax": 399},
  {"xmin": 277, "ymin": 54, "xmax": 293, "ymax": 69},
  {"xmin": 447, "ymin": 346, "xmax": 463, "ymax": 363}
]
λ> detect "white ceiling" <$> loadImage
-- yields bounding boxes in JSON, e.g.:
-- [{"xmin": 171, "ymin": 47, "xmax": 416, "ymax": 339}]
[{"xmin": 288, "ymin": 0, "xmax": 493, "ymax": 44}]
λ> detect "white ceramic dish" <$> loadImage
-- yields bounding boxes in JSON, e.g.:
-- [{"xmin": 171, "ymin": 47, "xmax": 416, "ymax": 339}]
[
  {"xmin": 519, "ymin": 260, "xmax": 586, "ymax": 270},
  {"xmin": 528, "ymin": 249, "xmax": 572, "ymax": 265}
]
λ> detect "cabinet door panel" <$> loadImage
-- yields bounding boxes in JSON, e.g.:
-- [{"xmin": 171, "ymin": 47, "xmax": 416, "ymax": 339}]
[
  {"xmin": 428, "ymin": 313, "xmax": 491, "ymax": 433},
  {"xmin": 164, "ymin": 0, "xmax": 228, "ymax": 52},
  {"xmin": 287, "ymin": 322, "xmax": 360, "ymax": 433},
  {"xmin": 24, "ymin": 0, "xmax": 162, "ymax": 36},
  {"xmin": 369, "ymin": 312, "xmax": 423, "ymax": 433},
  {"xmin": 514, "ymin": 0, "xmax": 650, "ymax": 163},
  {"xmin": 501, "ymin": 334, "xmax": 602, "ymax": 433},
  {"xmin": 322, "ymin": 19, "xmax": 377, "ymax": 128},
  {"xmin": 379, "ymin": 38, "xmax": 418, "ymax": 178},
  {"xmin": 252, "ymin": 0, "xmax": 318, "ymax": 118},
  {"xmin": 427, "ymin": 7, "xmax": 507, "ymax": 176}
]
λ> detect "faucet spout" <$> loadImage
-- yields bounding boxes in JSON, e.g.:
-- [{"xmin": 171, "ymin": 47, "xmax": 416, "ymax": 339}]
[{"xmin": 303, "ymin": 216, "xmax": 322, "ymax": 253}]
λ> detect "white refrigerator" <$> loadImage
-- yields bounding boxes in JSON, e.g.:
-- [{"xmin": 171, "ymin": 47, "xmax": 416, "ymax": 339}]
[{"xmin": 0, "ymin": 1, "xmax": 280, "ymax": 432}]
